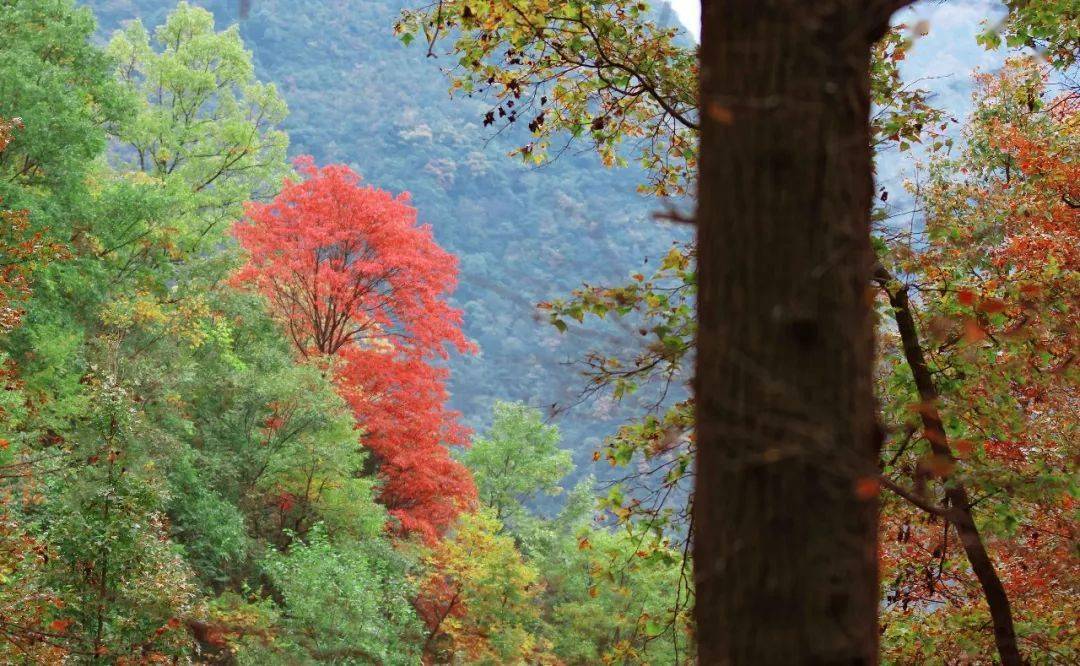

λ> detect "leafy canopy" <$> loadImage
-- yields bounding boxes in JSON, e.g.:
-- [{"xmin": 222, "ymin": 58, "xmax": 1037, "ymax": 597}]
[{"xmin": 233, "ymin": 157, "xmax": 477, "ymax": 542}]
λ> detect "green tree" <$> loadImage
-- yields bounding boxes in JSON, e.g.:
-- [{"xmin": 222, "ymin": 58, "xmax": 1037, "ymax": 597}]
[
  {"xmin": 40, "ymin": 366, "xmax": 200, "ymax": 661},
  {"xmin": 538, "ymin": 524, "xmax": 691, "ymax": 665},
  {"xmin": 1, "ymin": 3, "xmax": 420, "ymax": 662},
  {"xmin": 0, "ymin": 0, "xmax": 129, "ymax": 214},
  {"xmin": 460, "ymin": 401, "xmax": 693, "ymax": 664},
  {"xmin": 262, "ymin": 524, "xmax": 422, "ymax": 665},
  {"xmin": 107, "ymin": 1, "xmax": 289, "ymax": 252},
  {"xmin": 463, "ymin": 401, "xmax": 572, "ymax": 528}
]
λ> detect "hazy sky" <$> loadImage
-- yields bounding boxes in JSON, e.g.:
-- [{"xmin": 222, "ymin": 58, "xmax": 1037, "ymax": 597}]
[{"xmin": 667, "ymin": 0, "xmax": 701, "ymax": 38}]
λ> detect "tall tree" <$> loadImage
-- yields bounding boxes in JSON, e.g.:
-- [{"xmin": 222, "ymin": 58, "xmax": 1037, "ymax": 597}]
[
  {"xmin": 0, "ymin": 0, "xmax": 129, "ymax": 209},
  {"xmin": 0, "ymin": 117, "xmax": 71, "ymax": 660},
  {"xmin": 233, "ymin": 158, "xmax": 476, "ymax": 542},
  {"xmin": 398, "ymin": 1, "xmax": 937, "ymax": 661},
  {"xmin": 877, "ymin": 58, "xmax": 1076, "ymax": 662},
  {"xmin": 107, "ymin": 0, "xmax": 289, "ymax": 250},
  {"xmin": 458, "ymin": 400, "xmax": 696, "ymax": 664},
  {"xmin": 693, "ymin": 1, "xmax": 912, "ymax": 661}
]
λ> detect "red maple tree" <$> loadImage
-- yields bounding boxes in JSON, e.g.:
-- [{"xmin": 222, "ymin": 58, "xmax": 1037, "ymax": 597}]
[{"xmin": 233, "ymin": 157, "xmax": 476, "ymax": 542}]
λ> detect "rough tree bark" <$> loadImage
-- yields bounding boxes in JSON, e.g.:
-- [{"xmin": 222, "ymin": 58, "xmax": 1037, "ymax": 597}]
[{"xmin": 693, "ymin": 1, "xmax": 912, "ymax": 662}]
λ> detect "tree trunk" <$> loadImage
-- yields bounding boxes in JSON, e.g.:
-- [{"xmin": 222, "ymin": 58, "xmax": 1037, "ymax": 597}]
[
  {"xmin": 876, "ymin": 267, "xmax": 1023, "ymax": 665},
  {"xmin": 693, "ymin": 1, "xmax": 907, "ymax": 662}
]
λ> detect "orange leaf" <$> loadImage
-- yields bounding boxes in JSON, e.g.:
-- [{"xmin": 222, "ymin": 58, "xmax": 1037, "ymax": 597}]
[
  {"xmin": 977, "ymin": 297, "xmax": 1007, "ymax": 314},
  {"xmin": 906, "ymin": 400, "xmax": 938, "ymax": 417},
  {"xmin": 957, "ymin": 288, "xmax": 976, "ymax": 306},
  {"xmin": 49, "ymin": 619, "xmax": 73, "ymax": 633},
  {"xmin": 865, "ymin": 286, "xmax": 880, "ymax": 307},
  {"xmin": 854, "ymin": 476, "xmax": 880, "ymax": 500},
  {"xmin": 707, "ymin": 102, "xmax": 734, "ymax": 125},
  {"xmin": 963, "ymin": 318, "xmax": 987, "ymax": 342},
  {"xmin": 953, "ymin": 439, "xmax": 976, "ymax": 458},
  {"xmin": 1019, "ymin": 283, "xmax": 1041, "ymax": 298},
  {"xmin": 925, "ymin": 454, "xmax": 956, "ymax": 478},
  {"xmin": 922, "ymin": 428, "xmax": 947, "ymax": 446}
]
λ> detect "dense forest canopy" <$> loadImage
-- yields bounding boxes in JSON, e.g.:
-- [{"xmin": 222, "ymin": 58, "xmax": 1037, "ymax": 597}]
[
  {"xmin": 0, "ymin": 0, "xmax": 1075, "ymax": 663},
  {"xmin": 86, "ymin": 0, "xmax": 692, "ymax": 490}
]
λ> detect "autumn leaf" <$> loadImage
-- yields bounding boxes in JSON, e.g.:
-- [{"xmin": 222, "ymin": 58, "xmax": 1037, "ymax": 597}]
[
  {"xmin": 953, "ymin": 439, "xmax": 976, "ymax": 458},
  {"xmin": 854, "ymin": 476, "xmax": 880, "ymax": 500},
  {"xmin": 978, "ymin": 297, "xmax": 1008, "ymax": 314},
  {"xmin": 962, "ymin": 318, "xmax": 987, "ymax": 342}
]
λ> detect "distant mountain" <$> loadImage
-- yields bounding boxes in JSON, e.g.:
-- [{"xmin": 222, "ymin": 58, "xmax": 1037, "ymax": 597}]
[{"xmin": 84, "ymin": 0, "xmax": 689, "ymax": 483}]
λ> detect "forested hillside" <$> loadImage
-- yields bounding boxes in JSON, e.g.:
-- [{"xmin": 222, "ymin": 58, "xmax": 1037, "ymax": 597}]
[
  {"xmin": 0, "ymin": 1, "xmax": 693, "ymax": 661},
  {"xmin": 87, "ymin": 0, "xmax": 690, "ymax": 477},
  {"xmin": 1, "ymin": 0, "xmax": 1075, "ymax": 663}
]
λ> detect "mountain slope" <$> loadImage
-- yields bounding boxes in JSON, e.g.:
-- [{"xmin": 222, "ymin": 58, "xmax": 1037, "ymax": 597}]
[{"xmin": 85, "ymin": 0, "xmax": 688, "ymax": 476}]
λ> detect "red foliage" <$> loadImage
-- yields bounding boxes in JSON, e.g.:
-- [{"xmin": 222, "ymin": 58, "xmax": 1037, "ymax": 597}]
[
  {"xmin": 990, "ymin": 115, "xmax": 1080, "ymax": 276},
  {"xmin": 233, "ymin": 156, "xmax": 471, "ymax": 359},
  {"xmin": 880, "ymin": 66, "xmax": 1078, "ymax": 659},
  {"xmin": 336, "ymin": 347, "xmax": 475, "ymax": 541},
  {"xmin": 233, "ymin": 157, "xmax": 476, "ymax": 542}
]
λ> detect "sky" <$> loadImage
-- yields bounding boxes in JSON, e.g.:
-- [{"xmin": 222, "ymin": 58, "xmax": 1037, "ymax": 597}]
[{"xmin": 667, "ymin": 0, "xmax": 700, "ymax": 39}]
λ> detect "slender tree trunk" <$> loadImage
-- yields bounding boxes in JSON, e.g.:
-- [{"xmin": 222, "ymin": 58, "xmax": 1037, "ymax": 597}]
[
  {"xmin": 876, "ymin": 267, "xmax": 1023, "ymax": 665},
  {"xmin": 422, "ymin": 590, "xmax": 459, "ymax": 662},
  {"xmin": 693, "ymin": 1, "xmax": 908, "ymax": 662}
]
